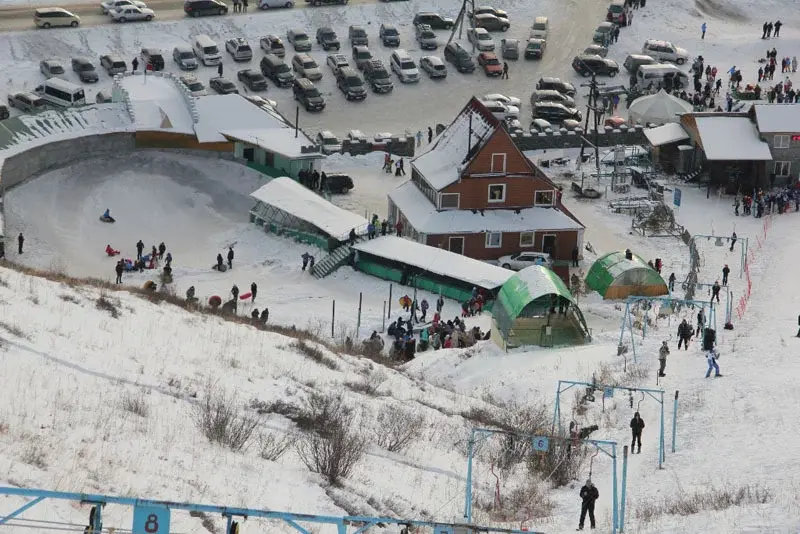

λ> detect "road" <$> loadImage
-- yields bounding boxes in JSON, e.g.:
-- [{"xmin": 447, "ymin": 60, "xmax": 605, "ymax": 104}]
[{"xmin": 0, "ymin": 0, "xmax": 375, "ymax": 32}]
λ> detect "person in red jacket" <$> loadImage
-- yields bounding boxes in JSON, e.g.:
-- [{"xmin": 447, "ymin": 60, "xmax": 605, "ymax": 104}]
[{"xmin": 395, "ymin": 220, "xmax": 403, "ymax": 237}]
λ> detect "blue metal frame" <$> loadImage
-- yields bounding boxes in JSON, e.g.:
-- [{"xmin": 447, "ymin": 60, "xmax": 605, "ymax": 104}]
[
  {"xmin": 0, "ymin": 487, "xmax": 532, "ymax": 534},
  {"xmin": 689, "ymin": 234, "xmax": 748, "ymax": 279},
  {"xmin": 553, "ymin": 380, "xmax": 667, "ymax": 471},
  {"xmin": 463, "ymin": 427, "xmax": 618, "ymax": 534}
]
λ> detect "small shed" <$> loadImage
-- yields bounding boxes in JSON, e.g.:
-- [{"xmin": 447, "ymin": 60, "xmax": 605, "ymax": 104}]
[
  {"xmin": 643, "ymin": 122, "xmax": 690, "ymax": 173},
  {"xmin": 491, "ymin": 265, "xmax": 591, "ymax": 349},
  {"xmin": 585, "ymin": 251, "xmax": 668, "ymax": 299}
]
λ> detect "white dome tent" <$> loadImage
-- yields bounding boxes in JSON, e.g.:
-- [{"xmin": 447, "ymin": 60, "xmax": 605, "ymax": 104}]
[{"xmin": 628, "ymin": 89, "xmax": 693, "ymax": 126}]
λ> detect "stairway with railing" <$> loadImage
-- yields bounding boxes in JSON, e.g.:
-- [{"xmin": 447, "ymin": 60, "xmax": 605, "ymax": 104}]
[{"xmin": 311, "ymin": 223, "xmax": 371, "ymax": 278}]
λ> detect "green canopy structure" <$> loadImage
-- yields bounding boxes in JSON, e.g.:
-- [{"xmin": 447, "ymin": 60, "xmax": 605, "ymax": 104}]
[
  {"xmin": 492, "ymin": 265, "xmax": 591, "ymax": 349},
  {"xmin": 585, "ymin": 251, "xmax": 669, "ymax": 299}
]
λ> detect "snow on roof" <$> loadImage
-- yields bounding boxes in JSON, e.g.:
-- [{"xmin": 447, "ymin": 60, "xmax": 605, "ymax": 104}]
[
  {"xmin": 753, "ymin": 104, "xmax": 800, "ymax": 133},
  {"xmin": 644, "ymin": 122, "xmax": 689, "ymax": 146},
  {"xmin": 221, "ymin": 128, "xmax": 322, "ymax": 160},
  {"xmin": 389, "ymin": 180, "xmax": 583, "ymax": 234},
  {"xmin": 411, "ymin": 98, "xmax": 498, "ymax": 191},
  {"xmin": 353, "ymin": 236, "xmax": 513, "ymax": 289},
  {"xmin": 119, "ymin": 74, "xmax": 194, "ymax": 134},
  {"xmin": 694, "ymin": 116, "xmax": 772, "ymax": 161},
  {"xmin": 250, "ymin": 177, "xmax": 366, "ymax": 239}
]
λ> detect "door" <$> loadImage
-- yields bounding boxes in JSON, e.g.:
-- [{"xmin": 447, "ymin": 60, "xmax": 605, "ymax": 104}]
[
  {"xmin": 448, "ymin": 236, "xmax": 464, "ymax": 255},
  {"xmin": 542, "ymin": 234, "xmax": 557, "ymax": 257},
  {"xmin": 243, "ymin": 147, "xmax": 255, "ymax": 162}
]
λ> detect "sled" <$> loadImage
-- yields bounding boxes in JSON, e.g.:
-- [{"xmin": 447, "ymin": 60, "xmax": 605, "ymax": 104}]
[
  {"xmin": 99, "ymin": 216, "xmax": 116, "ymax": 223},
  {"xmin": 212, "ymin": 263, "xmax": 228, "ymax": 272},
  {"xmin": 239, "ymin": 292, "xmax": 252, "ymax": 300},
  {"xmin": 106, "ymin": 249, "xmax": 120, "ymax": 257}
]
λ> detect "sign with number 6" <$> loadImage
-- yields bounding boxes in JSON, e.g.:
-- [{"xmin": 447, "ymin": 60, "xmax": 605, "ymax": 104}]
[
  {"xmin": 133, "ymin": 505, "xmax": 171, "ymax": 534},
  {"xmin": 532, "ymin": 436, "xmax": 549, "ymax": 453}
]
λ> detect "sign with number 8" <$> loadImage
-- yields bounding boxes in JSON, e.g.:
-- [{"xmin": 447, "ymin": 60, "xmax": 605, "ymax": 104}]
[{"xmin": 133, "ymin": 505, "xmax": 171, "ymax": 534}]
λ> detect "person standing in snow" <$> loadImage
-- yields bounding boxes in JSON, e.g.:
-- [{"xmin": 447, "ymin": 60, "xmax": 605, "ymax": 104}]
[
  {"xmin": 136, "ymin": 239, "xmax": 144, "ymax": 260},
  {"xmin": 501, "ymin": 61, "xmax": 509, "ymax": 79},
  {"xmin": 701, "ymin": 21, "xmax": 707, "ymax": 39},
  {"xmin": 301, "ymin": 252, "xmax": 311, "ymax": 271},
  {"xmin": 722, "ymin": 264, "xmax": 730, "ymax": 286},
  {"xmin": 697, "ymin": 309, "xmax": 706, "ymax": 337},
  {"xmin": 668, "ymin": 272, "xmax": 676, "ymax": 292},
  {"xmin": 711, "ymin": 280, "xmax": 721, "ymax": 303},
  {"xmin": 419, "ymin": 298, "xmax": 429, "ymax": 322},
  {"xmin": 415, "ymin": 130, "xmax": 423, "ymax": 147},
  {"xmin": 677, "ymin": 319, "xmax": 691, "ymax": 350},
  {"xmin": 436, "ymin": 295, "xmax": 444, "ymax": 314},
  {"xmin": 577, "ymin": 480, "xmax": 599, "ymax": 531},
  {"xmin": 115, "ymin": 260, "xmax": 124, "ymax": 284},
  {"xmin": 572, "ymin": 246, "xmax": 579, "ymax": 267},
  {"xmin": 395, "ymin": 220, "xmax": 403, "ymax": 237},
  {"xmin": 216, "ymin": 253, "xmax": 224, "ymax": 271},
  {"xmin": 767, "ymin": 21, "xmax": 773, "ymax": 37},
  {"xmin": 227, "ymin": 246, "xmax": 234, "ymax": 269},
  {"xmin": 17, "ymin": 233, "xmax": 24, "ymax": 255},
  {"xmin": 774, "ymin": 20, "xmax": 782, "ymax": 37},
  {"xmin": 730, "ymin": 231, "xmax": 737, "ymax": 251},
  {"xmin": 158, "ymin": 242, "xmax": 166, "ymax": 259},
  {"xmin": 762, "ymin": 21, "xmax": 769, "ymax": 39},
  {"xmin": 217, "ymin": 63, "xmax": 223, "ymax": 77},
  {"xmin": 0, "ymin": 240, "xmax": 4, "ymax": 259},
  {"xmin": 658, "ymin": 341, "xmax": 669, "ymax": 377},
  {"xmin": 250, "ymin": 282, "xmax": 257, "ymax": 302},
  {"xmin": 231, "ymin": 284, "xmax": 239, "ymax": 300},
  {"xmin": 705, "ymin": 347, "xmax": 722, "ymax": 378},
  {"xmin": 630, "ymin": 412, "xmax": 645, "ymax": 452}
]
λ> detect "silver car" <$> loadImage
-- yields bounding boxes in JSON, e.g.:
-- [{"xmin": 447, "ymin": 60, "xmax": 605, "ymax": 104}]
[
  {"xmin": 420, "ymin": 55, "xmax": 447, "ymax": 79},
  {"xmin": 287, "ymin": 29, "xmax": 312, "ymax": 52},
  {"xmin": 7, "ymin": 92, "xmax": 47, "ymax": 113},
  {"xmin": 500, "ymin": 38, "xmax": 519, "ymax": 59},
  {"xmin": 415, "ymin": 24, "xmax": 437, "ymax": 50},
  {"xmin": 39, "ymin": 59, "xmax": 65, "ymax": 77},
  {"xmin": 100, "ymin": 54, "xmax": 127, "ymax": 75}
]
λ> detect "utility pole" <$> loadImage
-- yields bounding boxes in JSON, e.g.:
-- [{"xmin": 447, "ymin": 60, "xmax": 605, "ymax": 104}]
[
  {"xmin": 447, "ymin": 0, "xmax": 474, "ymax": 46},
  {"xmin": 578, "ymin": 72, "xmax": 606, "ymax": 178}
]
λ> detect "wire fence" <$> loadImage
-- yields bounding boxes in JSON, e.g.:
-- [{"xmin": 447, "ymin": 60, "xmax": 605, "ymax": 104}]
[{"xmin": 735, "ymin": 215, "xmax": 772, "ymax": 320}]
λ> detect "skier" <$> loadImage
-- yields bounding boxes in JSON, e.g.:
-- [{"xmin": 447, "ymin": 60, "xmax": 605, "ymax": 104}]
[
  {"xmin": 701, "ymin": 21, "xmax": 707, "ymax": 39},
  {"xmin": 158, "ymin": 242, "xmax": 166, "ymax": 259},
  {"xmin": 250, "ymin": 282, "xmax": 257, "ymax": 301},
  {"xmin": 231, "ymin": 284, "xmax": 239, "ymax": 300},
  {"xmin": 630, "ymin": 412, "xmax": 645, "ymax": 452},
  {"xmin": 705, "ymin": 347, "xmax": 722, "ymax": 377},
  {"xmin": 227, "ymin": 246, "xmax": 234, "ymax": 269},
  {"xmin": 578, "ymin": 480, "xmax": 599, "ymax": 530},
  {"xmin": 677, "ymin": 319, "xmax": 691, "ymax": 350},
  {"xmin": 17, "ymin": 233, "xmax": 24, "ymax": 255},
  {"xmin": 711, "ymin": 280, "xmax": 721, "ymax": 303},
  {"xmin": 774, "ymin": 20, "xmax": 782, "ymax": 37},
  {"xmin": 722, "ymin": 264, "xmax": 730, "ymax": 285},
  {"xmin": 420, "ymin": 298, "xmax": 429, "ymax": 322},
  {"xmin": 668, "ymin": 272, "xmax": 676, "ymax": 292},
  {"xmin": 658, "ymin": 340, "xmax": 669, "ymax": 377},
  {"xmin": 136, "ymin": 239, "xmax": 144, "ymax": 260},
  {"xmin": 730, "ymin": 231, "xmax": 737, "ymax": 251},
  {"xmin": 301, "ymin": 252, "xmax": 311, "ymax": 271},
  {"xmin": 115, "ymin": 260, "xmax": 124, "ymax": 284}
]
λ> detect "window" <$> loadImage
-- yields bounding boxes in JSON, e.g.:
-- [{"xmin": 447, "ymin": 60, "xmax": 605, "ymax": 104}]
[
  {"xmin": 519, "ymin": 232, "xmax": 534, "ymax": 247},
  {"xmin": 490, "ymin": 153, "xmax": 507, "ymax": 173},
  {"xmin": 488, "ymin": 184, "xmax": 506, "ymax": 203},
  {"xmin": 774, "ymin": 135, "xmax": 790, "ymax": 149},
  {"xmin": 485, "ymin": 232, "xmax": 502, "ymax": 248},
  {"xmin": 535, "ymin": 190, "xmax": 555, "ymax": 206},
  {"xmin": 439, "ymin": 193, "xmax": 460, "ymax": 209},
  {"xmin": 774, "ymin": 161, "xmax": 791, "ymax": 176}
]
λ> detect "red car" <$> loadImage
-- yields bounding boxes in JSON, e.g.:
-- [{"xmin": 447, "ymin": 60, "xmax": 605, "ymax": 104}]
[{"xmin": 478, "ymin": 52, "xmax": 503, "ymax": 76}]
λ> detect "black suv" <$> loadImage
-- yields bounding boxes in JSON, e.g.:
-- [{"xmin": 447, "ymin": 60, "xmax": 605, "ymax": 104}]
[
  {"xmin": 260, "ymin": 54, "xmax": 294, "ymax": 87},
  {"xmin": 293, "ymin": 77, "xmax": 325, "ymax": 111},
  {"xmin": 316, "ymin": 27, "xmax": 340, "ymax": 51},
  {"xmin": 141, "ymin": 48, "xmax": 165, "ymax": 71},
  {"xmin": 532, "ymin": 102, "xmax": 582, "ymax": 123},
  {"xmin": 336, "ymin": 66, "xmax": 367, "ymax": 101},
  {"xmin": 363, "ymin": 59, "xmax": 394, "ymax": 93},
  {"xmin": 571, "ymin": 54, "xmax": 619, "ymax": 77},
  {"xmin": 444, "ymin": 42, "xmax": 475, "ymax": 73},
  {"xmin": 184, "ymin": 0, "xmax": 227, "ymax": 16},
  {"xmin": 412, "ymin": 12, "xmax": 455, "ymax": 30},
  {"xmin": 325, "ymin": 173, "xmax": 354, "ymax": 194},
  {"xmin": 306, "ymin": 0, "xmax": 347, "ymax": 5},
  {"xmin": 536, "ymin": 77, "xmax": 577, "ymax": 96}
]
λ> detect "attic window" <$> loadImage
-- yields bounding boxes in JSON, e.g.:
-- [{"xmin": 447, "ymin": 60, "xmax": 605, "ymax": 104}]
[
  {"xmin": 490, "ymin": 153, "xmax": 507, "ymax": 173},
  {"xmin": 535, "ymin": 190, "xmax": 555, "ymax": 206},
  {"xmin": 488, "ymin": 184, "xmax": 506, "ymax": 203}
]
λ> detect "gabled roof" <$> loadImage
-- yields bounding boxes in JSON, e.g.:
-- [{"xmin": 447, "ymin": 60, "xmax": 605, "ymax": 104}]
[
  {"xmin": 752, "ymin": 104, "xmax": 800, "ymax": 133},
  {"xmin": 411, "ymin": 97, "xmax": 500, "ymax": 191},
  {"xmin": 694, "ymin": 116, "xmax": 772, "ymax": 161}
]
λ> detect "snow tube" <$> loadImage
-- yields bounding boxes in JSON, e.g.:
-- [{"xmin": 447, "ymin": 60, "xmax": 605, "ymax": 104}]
[
  {"xmin": 142, "ymin": 280, "xmax": 157, "ymax": 291},
  {"xmin": 99, "ymin": 216, "xmax": 116, "ymax": 223},
  {"xmin": 239, "ymin": 292, "xmax": 252, "ymax": 300},
  {"xmin": 208, "ymin": 295, "xmax": 222, "ymax": 308},
  {"xmin": 212, "ymin": 263, "xmax": 228, "ymax": 272}
]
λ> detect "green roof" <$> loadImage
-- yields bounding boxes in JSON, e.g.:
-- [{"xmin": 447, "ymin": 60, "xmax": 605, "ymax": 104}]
[
  {"xmin": 496, "ymin": 265, "xmax": 575, "ymax": 321},
  {"xmin": 585, "ymin": 251, "xmax": 668, "ymax": 298}
]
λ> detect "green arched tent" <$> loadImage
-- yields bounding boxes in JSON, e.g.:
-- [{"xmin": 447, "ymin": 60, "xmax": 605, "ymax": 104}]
[
  {"xmin": 492, "ymin": 265, "xmax": 591, "ymax": 349},
  {"xmin": 585, "ymin": 251, "xmax": 669, "ymax": 299}
]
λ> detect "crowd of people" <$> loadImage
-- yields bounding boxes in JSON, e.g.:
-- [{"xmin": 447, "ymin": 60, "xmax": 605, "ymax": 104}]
[{"xmin": 734, "ymin": 187, "xmax": 800, "ymax": 217}]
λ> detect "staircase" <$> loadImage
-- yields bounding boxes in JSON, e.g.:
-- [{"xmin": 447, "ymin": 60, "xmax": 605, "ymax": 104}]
[{"xmin": 311, "ymin": 244, "xmax": 353, "ymax": 279}]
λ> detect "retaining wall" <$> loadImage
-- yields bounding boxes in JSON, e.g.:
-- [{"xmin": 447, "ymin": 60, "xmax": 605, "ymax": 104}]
[{"xmin": 510, "ymin": 126, "xmax": 648, "ymax": 152}]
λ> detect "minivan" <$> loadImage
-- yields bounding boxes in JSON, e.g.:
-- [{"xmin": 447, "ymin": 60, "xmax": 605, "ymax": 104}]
[
  {"xmin": 623, "ymin": 54, "xmax": 657, "ymax": 73},
  {"xmin": 293, "ymin": 77, "xmax": 325, "ymax": 111},
  {"xmin": 636, "ymin": 63, "xmax": 689, "ymax": 90},
  {"xmin": 260, "ymin": 54, "xmax": 294, "ymax": 87},
  {"xmin": 34, "ymin": 7, "xmax": 80, "ymax": 28},
  {"xmin": 390, "ymin": 49, "xmax": 419, "ymax": 83},
  {"xmin": 194, "ymin": 34, "xmax": 221, "ymax": 66},
  {"xmin": 336, "ymin": 66, "xmax": 367, "ymax": 101},
  {"xmin": 34, "ymin": 78, "xmax": 86, "ymax": 108},
  {"xmin": 530, "ymin": 16, "xmax": 548, "ymax": 39}
]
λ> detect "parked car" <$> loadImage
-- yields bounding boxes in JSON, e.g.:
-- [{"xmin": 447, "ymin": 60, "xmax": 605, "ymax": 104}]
[
  {"xmin": 96, "ymin": 90, "xmax": 113, "ymax": 103},
  {"xmin": 34, "ymin": 7, "xmax": 80, "ymax": 28},
  {"xmin": 572, "ymin": 54, "xmax": 619, "ymax": 77},
  {"xmin": 379, "ymin": 24, "xmax": 400, "ymax": 46},
  {"xmin": 258, "ymin": 0, "xmax": 292, "ymax": 7},
  {"xmin": 7, "ymin": 92, "xmax": 46, "ymax": 113},
  {"xmin": 536, "ymin": 76, "xmax": 576, "ymax": 96},
  {"xmin": 530, "ymin": 16, "xmax": 548, "ymax": 39},
  {"xmin": 100, "ymin": 0, "xmax": 146, "ymax": 14},
  {"xmin": 326, "ymin": 53, "xmax": 349, "ymax": 73},
  {"xmin": 623, "ymin": 53, "xmax": 657, "ymax": 73},
  {"xmin": 349, "ymin": 25, "xmax": 369, "ymax": 46},
  {"xmin": 363, "ymin": 59, "xmax": 394, "ymax": 92},
  {"xmin": 477, "ymin": 52, "xmax": 502, "ymax": 76},
  {"xmin": 287, "ymin": 29, "xmax": 312, "ymax": 51},
  {"xmin": 504, "ymin": 117, "xmax": 523, "ymax": 133},
  {"xmin": 412, "ymin": 12, "xmax": 454, "ymax": 30},
  {"xmin": 483, "ymin": 93, "xmax": 520, "ymax": 107},
  {"xmin": 209, "ymin": 76, "xmax": 239, "ymax": 94},
  {"xmin": 480, "ymin": 100, "xmax": 519, "ymax": 120},
  {"xmin": 498, "ymin": 251, "xmax": 553, "ymax": 270},
  {"xmin": 39, "ymin": 59, "xmax": 65, "ymax": 77},
  {"xmin": 317, "ymin": 130, "xmax": 342, "ymax": 153},
  {"xmin": 172, "ymin": 46, "xmax": 197, "ymax": 70},
  {"xmin": 316, "ymin": 27, "xmax": 340, "ymax": 51},
  {"xmin": 389, "ymin": 49, "xmax": 419, "ymax": 83},
  {"xmin": 245, "ymin": 95, "xmax": 278, "ymax": 108},
  {"xmin": 109, "ymin": 6, "xmax": 154, "ymax": 22},
  {"xmin": 260, "ymin": 35, "xmax": 285, "ymax": 57},
  {"xmin": 642, "ymin": 39, "xmax": 688, "ymax": 65},
  {"xmin": 529, "ymin": 118, "xmax": 553, "ymax": 133},
  {"xmin": 325, "ymin": 173, "xmax": 354, "ymax": 194},
  {"xmin": 141, "ymin": 48, "xmax": 165, "ymax": 70},
  {"xmin": 306, "ymin": 0, "xmax": 346, "ymax": 5},
  {"xmin": 607, "ymin": 0, "xmax": 627, "ymax": 25},
  {"xmin": 500, "ymin": 38, "xmax": 518, "ymax": 59},
  {"xmin": 593, "ymin": 22, "xmax": 616, "ymax": 44},
  {"xmin": 100, "ymin": 54, "xmax": 127, "ymax": 75},
  {"xmin": 468, "ymin": 27, "xmax": 495, "ymax": 51},
  {"xmin": 183, "ymin": 0, "xmax": 228, "ymax": 16},
  {"xmin": 374, "ymin": 132, "xmax": 393, "ymax": 143},
  {"xmin": 583, "ymin": 44, "xmax": 608, "ymax": 57},
  {"xmin": 237, "ymin": 69, "xmax": 268, "ymax": 90},
  {"xmin": 293, "ymin": 77, "xmax": 325, "ymax": 110},
  {"xmin": 472, "ymin": 13, "xmax": 509, "ymax": 32},
  {"xmin": 524, "ymin": 38, "xmax": 546, "ymax": 59},
  {"xmin": 468, "ymin": 5, "xmax": 508, "ymax": 20},
  {"xmin": 562, "ymin": 118, "xmax": 582, "ymax": 130},
  {"xmin": 260, "ymin": 54, "xmax": 294, "ymax": 86},
  {"xmin": 529, "ymin": 89, "xmax": 575, "ymax": 107},
  {"xmin": 71, "ymin": 57, "xmax": 99, "ymax": 82},
  {"xmin": 0, "ymin": 105, "xmax": 8, "ymax": 120},
  {"xmin": 291, "ymin": 53, "xmax": 322, "ymax": 81},
  {"xmin": 226, "ymin": 38, "xmax": 253, "ymax": 61},
  {"xmin": 420, "ymin": 55, "xmax": 447, "ymax": 79},
  {"xmin": 415, "ymin": 24, "xmax": 438, "ymax": 50},
  {"xmin": 532, "ymin": 101, "xmax": 582, "ymax": 123},
  {"xmin": 352, "ymin": 45, "xmax": 373, "ymax": 70},
  {"xmin": 335, "ymin": 66, "xmax": 367, "ymax": 101},
  {"xmin": 444, "ymin": 42, "xmax": 475, "ymax": 73},
  {"xmin": 179, "ymin": 74, "xmax": 206, "ymax": 95}
]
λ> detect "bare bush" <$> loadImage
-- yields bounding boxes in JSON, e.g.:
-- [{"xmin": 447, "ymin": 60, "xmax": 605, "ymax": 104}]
[
  {"xmin": 374, "ymin": 405, "xmax": 425, "ymax": 453},
  {"xmin": 193, "ymin": 385, "xmax": 259, "ymax": 451},
  {"xmin": 121, "ymin": 391, "xmax": 149, "ymax": 418},
  {"xmin": 634, "ymin": 484, "xmax": 773, "ymax": 523},
  {"xmin": 59, "ymin": 294, "xmax": 81, "ymax": 304},
  {"xmin": 0, "ymin": 277, "xmax": 8, "ymax": 288},
  {"xmin": 295, "ymin": 394, "xmax": 365, "ymax": 486},
  {"xmin": 290, "ymin": 339, "xmax": 340, "ymax": 370},
  {"xmin": 258, "ymin": 431, "xmax": 296, "ymax": 461},
  {"xmin": 21, "ymin": 441, "xmax": 48, "ymax": 469},
  {"xmin": 491, "ymin": 401, "xmax": 550, "ymax": 470},
  {"xmin": 96, "ymin": 293, "xmax": 120, "ymax": 319},
  {"xmin": 476, "ymin": 479, "xmax": 554, "ymax": 521},
  {"xmin": 527, "ymin": 441, "xmax": 589, "ymax": 488},
  {"xmin": 345, "ymin": 371, "xmax": 386, "ymax": 397},
  {"xmin": 0, "ymin": 321, "xmax": 27, "ymax": 339}
]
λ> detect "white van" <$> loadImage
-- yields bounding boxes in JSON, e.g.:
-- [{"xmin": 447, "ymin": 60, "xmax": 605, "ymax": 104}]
[
  {"xmin": 34, "ymin": 78, "xmax": 86, "ymax": 108},
  {"xmin": 636, "ymin": 63, "xmax": 688, "ymax": 91},
  {"xmin": 530, "ymin": 16, "xmax": 548, "ymax": 39},
  {"xmin": 193, "ymin": 34, "xmax": 221, "ymax": 66}
]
